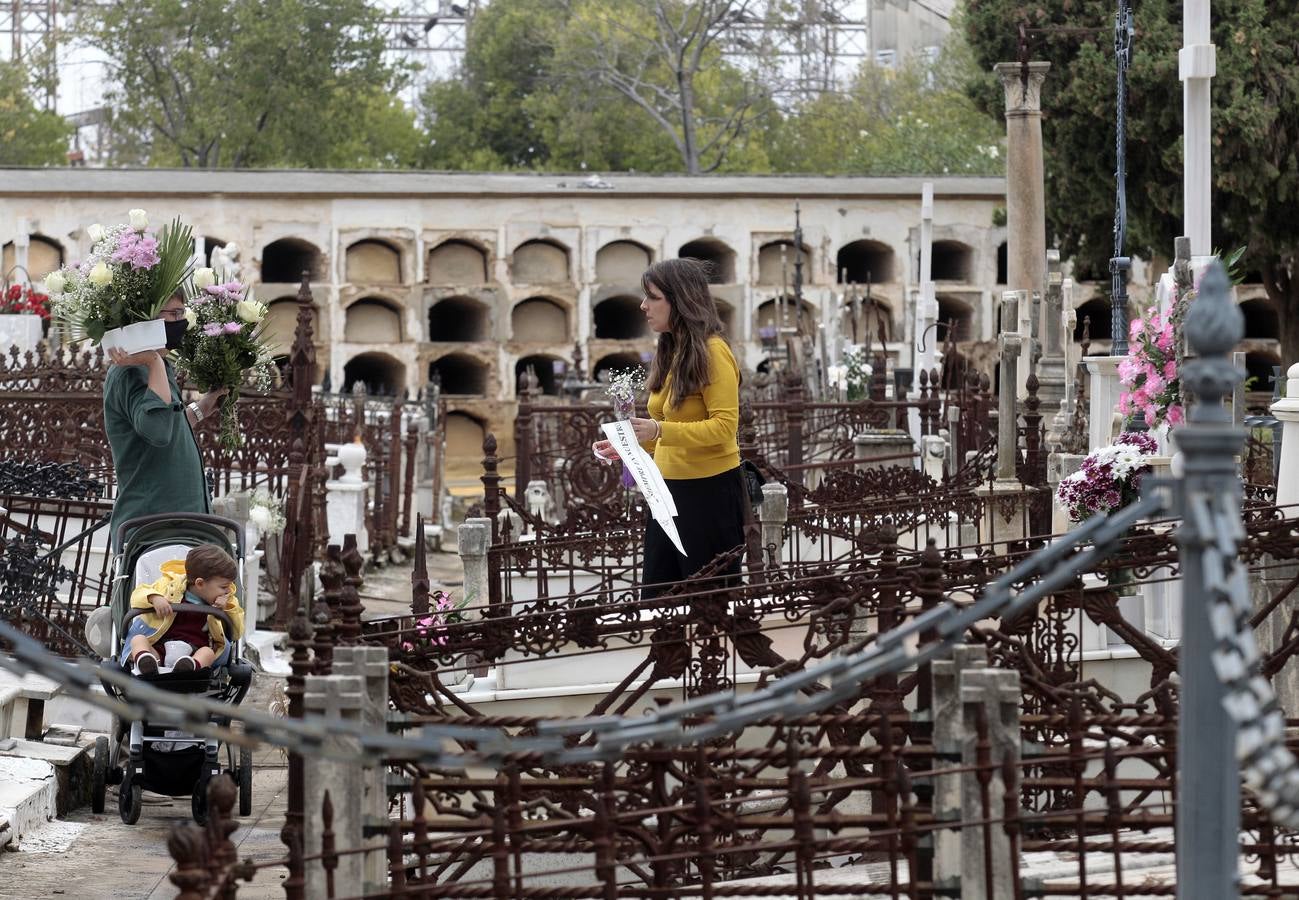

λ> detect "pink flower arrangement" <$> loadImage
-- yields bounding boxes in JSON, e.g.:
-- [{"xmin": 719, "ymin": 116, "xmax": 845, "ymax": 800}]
[
  {"xmin": 109, "ymin": 231, "xmax": 161, "ymax": 270},
  {"xmin": 1056, "ymin": 432, "xmax": 1158, "ymax": 523},
  {"xmin": 399, "ymin": 591, "xmax": 468, "ymax": 654},
  {"xmin": 1118, "ymin": 295, "xmax": 1184, "ymax": 430}
]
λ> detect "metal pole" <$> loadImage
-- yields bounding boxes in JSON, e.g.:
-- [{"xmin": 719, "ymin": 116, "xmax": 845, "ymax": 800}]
[{"xmin": 1174, "ymin": 260, "xmax": 1243, "ymax": 900}]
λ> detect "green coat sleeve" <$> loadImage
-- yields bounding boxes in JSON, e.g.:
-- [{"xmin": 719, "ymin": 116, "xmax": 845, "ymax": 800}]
[{"xmin": 110, "ymin": 365, "xmax": 184, "ymax": 448}]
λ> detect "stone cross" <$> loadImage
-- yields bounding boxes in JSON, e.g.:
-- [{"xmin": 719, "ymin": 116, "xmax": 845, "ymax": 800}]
[
  {"xmin": 1180, "ymin": 0, "xmax": 1216, "ymax": 256},
  {"xmin": 915, "ymin": 182, "xmax": 937, "ymax": 375},
  {"xmin": 996, "ymin": 292, "xmax": 1024, "ymax": 482}
]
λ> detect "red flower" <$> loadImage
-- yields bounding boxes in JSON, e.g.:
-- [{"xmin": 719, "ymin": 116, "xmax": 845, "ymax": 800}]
[{"xmin": 0, "ymin": 284, "xmax": 52, "ymax": 317}]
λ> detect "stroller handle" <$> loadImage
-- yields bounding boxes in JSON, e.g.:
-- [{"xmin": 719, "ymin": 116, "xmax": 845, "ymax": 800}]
[
  {"xmin": 116, "ymin": 513, "xmax": 246, "ymax": 559},
  {"xmin": 121, "ymin": 601, "xmax": 236, "ymax": 637}
]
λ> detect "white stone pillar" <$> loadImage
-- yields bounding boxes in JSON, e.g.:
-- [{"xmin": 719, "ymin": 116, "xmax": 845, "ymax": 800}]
[
  {"xmin": 1180, "ymin": 0, "xmax": 1216, "ymax": 256},
  {"xmin": 13, "ymin": 218, "xmax": 31, "ymax": 284},
  {"xmin": 1084, "ymin": 356, "xmax": 1125, "ymax": 450},
  {"xmin": 915, "ymin": 182, "xmax": 936, "ymax": 374},
  {"xmin": 758, "ymin": 483, "xmax": 788, "ymax": 559},
  {"xmin": 325, "ymin": 440, "xmax": 370, "ymax": 555},
  {"xmin": 457, "ymin": 519, "xmax": 492, "ymax": 610},
  {"xmin": 1273, "ymin": 363, "xmax": 1299, "ymax": 512}
]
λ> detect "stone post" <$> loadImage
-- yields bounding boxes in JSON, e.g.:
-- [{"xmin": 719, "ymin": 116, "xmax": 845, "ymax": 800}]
[
  {"xmin": 758, "ymin": 483, "xmax": 788, "ymax": 561},
  {"xmin": 332, "ymin": 646, "xmax": 390, "ymax": 888},
  {"xmin": 1174, "ymin": 261, "xmax": 1242, "ymax": 899},
  {"xmin": 458, "ymin": 519, "xmax": 491, "ymax": 609},
  {"xmin": 921, "ymin": 433, "xmax": 946, "ymax": 483},
  {"xmin": 1040, "ymin": 251, "xmax": 1068, "ymax": 442},
  {"xmin": 1272, "ymin": 363, "xmax": 1299, "ymax": 511},
  {"xmin": 1084, "ymin": 355, "xmax": 1125, "ymax": 451},
  {"xmin": 325, "ymin": 440, "xmax": 370, "ymax": 556},
  {"xmin": 994, "ymin": 61, "xmax": 1050, "ymax": 378},
  {"xmin": 976, "ymin": 293, "xmax": 1027, "ymax": 547},
  {"xmin": 1181, "ymin": 0, "xmax": 1216, "ymax": 256},
  {"xmin": 302, "ymin": 674, "xmax": 365, "ymax": 899}
]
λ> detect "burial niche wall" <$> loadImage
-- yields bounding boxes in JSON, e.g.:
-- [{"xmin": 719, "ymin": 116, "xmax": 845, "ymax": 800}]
[
  {"xmin": 512, "ymin": 239, "xmax": 569, "ymax": 284},
  {"xmin": 512, "ymin": 297, "xmax": 568, "ymax": 343},
  {"xmin": 445, "ymin": 412, "xmax": 486, "ymax": 468},
  {"xmin": 1073, "ymin": 298, "xmax": 1113, "ymax": 344},
  {"xmin": 429, "ymin": 353, "xmax": 490, "ymax": 395},
  {"xmin": 262, "ymin": 299, "xmax": 317, "ymax": 354},
  {"xmin": 593, "ymin": 351, "xmax": 645, "ymax": 383},
  {"xmin": 262, "ymin": 238, "xmax": 323, "ymax": 283},
  {"xmin": 837, "ymin": 240, "xmax": 894, "ymax": 285},
  {"xmin": 595, "ymin": 240, "xmax": 652, "ymax": 283},
  {"xmin": 936, "ymin": 295, "xmax": 974, "ymax": 342},
  {"xmin": 346, "ymin": 239, "xmax": 402, "ymax": 284},
  {"xmin": 429, "ymin": 296, "xmax": 490, "ymax": 342},
  {"xmin": 678, "ymin": 238, "xmax": 736, "ymax": 284},
  {"xmin": 427, "ymin": 239, "xmax": 488, "ymax": 284},
  {"xmin": 1241, "ymin": 298, "xmax": 1280, "ymax": 340},
  {"xmin": 2, "ymin": 234, "xmax": 63, "ymax": 279},
  {"xmin": 757, "ymin": 240, "xmax": 812, "ymax": 286},
  {"xmin": 343, "ymin": 351, "xmax": 405, "ymax": 396},
  {"xmin": 515, "ymin": 354, "xmax": 563, "ymax": 395},
  {"xmin": 344, "ymin": 298, "xmax": 403, "ymax": 343},
  {"xmin": 932, "ymin": 240, "xmax": 975, "ymax": 283},
  {"xmin": 593, "ymin": 296, "xmax": 647, "ymax": 340}
]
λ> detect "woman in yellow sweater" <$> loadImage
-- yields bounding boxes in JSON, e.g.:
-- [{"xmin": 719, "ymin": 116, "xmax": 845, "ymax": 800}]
[{"xmin": 593, "ymin": 258, "xmax": 746, "ymax": 599}]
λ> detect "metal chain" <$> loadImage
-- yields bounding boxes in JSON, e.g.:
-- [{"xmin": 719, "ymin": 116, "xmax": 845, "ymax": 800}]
[
  {"xmin": 0, "ymin": 489, "xmax": 1169, "ymax": 767},
  {"xmin": 1195, "ymin": 490, "xmax": 1299, "ymax": 828}
]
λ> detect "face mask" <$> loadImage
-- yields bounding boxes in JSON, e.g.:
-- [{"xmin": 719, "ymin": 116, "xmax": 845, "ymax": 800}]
[{"xmin": 164, "ymin": 318, "xmax": 188, "ymax": 350}]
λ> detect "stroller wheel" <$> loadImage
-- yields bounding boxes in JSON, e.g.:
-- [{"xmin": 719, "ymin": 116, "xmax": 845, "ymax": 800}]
[
  {"xmin": 238, "ymin": 746, "xmax": 253, "ymax": 817},
  {"xmin": 91, "ymin": 736, "xmax": 108, "ymax": 814},
  {"xmin": 119, "ymin": 774, "xmax": 142, "ymax": 825},
  {"xmin": 192, "ymin": 778, "xmax": 209, "ymax": 825}
]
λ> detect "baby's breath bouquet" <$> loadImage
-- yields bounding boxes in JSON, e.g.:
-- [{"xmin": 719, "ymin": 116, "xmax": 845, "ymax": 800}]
[
  {"xmin": 247, "ymin": 488, "xmax": 286, "ymax": 536},
  {"xmin": 174, "ymin": 270, "xmax": 277, "ymax": 450},
  {"xmin": 605, "ymin": 368, "xmax": 646, "ymax": 489}
]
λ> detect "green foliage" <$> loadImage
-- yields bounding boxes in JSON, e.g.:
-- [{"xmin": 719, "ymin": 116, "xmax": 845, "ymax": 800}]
[
  {"xmin": 0, "ymin": 60, "xmax": 71, "ymax": 166},
  {"xmin": 87, "ymin": 0, "xmax": 420, "ymax": 168},
  {"xmin": 149, "ymin": 218, "xmax": 197, "ymax": 314}
]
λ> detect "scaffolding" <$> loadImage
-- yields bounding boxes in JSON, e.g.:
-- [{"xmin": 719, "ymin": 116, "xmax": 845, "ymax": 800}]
[{"xmin": 0, "ymin": 0, "xmax": 59, "ymax": 108}]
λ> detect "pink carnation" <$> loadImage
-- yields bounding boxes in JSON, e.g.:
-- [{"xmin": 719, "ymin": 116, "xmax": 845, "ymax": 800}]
[
  {"xmin": 202, "ymin": 322, "xmax": 224, "ymax": 337},
  {"xmin": 223, "ymin": 321, "xmax": 242, "ymax": 334}
]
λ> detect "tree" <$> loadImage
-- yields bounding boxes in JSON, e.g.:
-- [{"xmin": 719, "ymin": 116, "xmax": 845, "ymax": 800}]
[
  {"xmin": 0, "ymin": 60, "xmax": 71, "ymax": 166},
  {"xmin": 963, "ymin": 0, "xmax": 1299, "ymax": 362},
  {"xmin": 88, "ymin": 0, "xmax": 421, "ymax": 168}
]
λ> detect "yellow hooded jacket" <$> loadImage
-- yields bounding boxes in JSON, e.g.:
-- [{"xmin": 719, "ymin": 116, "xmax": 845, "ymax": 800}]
[{"xmin": 128, "ymin": 559, "xmax": 244, "ymax": 656}]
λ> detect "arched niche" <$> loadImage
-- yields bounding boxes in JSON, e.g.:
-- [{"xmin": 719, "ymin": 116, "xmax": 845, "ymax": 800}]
[
  {"xmin": 593, "ymin": 295, "xmax": 647, "ymax": 340},
  {"xmin": 342, "ymin": 351, "xmax": 405, "ymax": 396},
  {"xmin": 262, "ymin": 299, "xmax": 317, "ymax": 356},
  {"xmin": 842, "ymin": 297, "xmax": 893, "ymax": 344},
  {"xmin": 756, "ymin": 297, "xmax": 816, "ymax": 333},
  {"xmin": 996, "ymin": 242, "xmax": 1008, "ymax": 285},
  {"xmin": 2, "ymin": 234, "xmax": 64, "ymax": 280},
  {"xmin": 428, "ymin": 296, "xmax": 490, "ymax": 342},
  {"xmin": 932, "ymin": 240, "xmax": 975, "ymax": 282},
  {"xmin": 678, "ymin": 238, "xmax": 736, "ymax": 284},
  {"xmin": 515, "ymin": 354, "xmax": 564, "ymax": 395},
  {"xmin": 757, "ymin": 240, "xmax": 812, "ymax": 286},
  {"xmin": 429, "ymin": 353, "xmax": 490, "ymax": 395},
  {"xmin": 345, "ymin": 239, "xmax": 402, "ymax": 284},
  {"xmin": 1241, "ymin": 298, "xmax": 1279, "ymax": 340},
  {"xmin": 837, "ymin": 240, "xmax": 894, "ymax": 285},
  {"xmin": 936, "ymin": 295, "xmax": 974, "ymax": 342},
  {"xmin": 427, "ymin": 239, "xmax": 489, "ymax": 284},
  {"xmin": 511, "ymin": 297, "xmax": 568, "ymax": 343},
  {"xmin": 1073, "ymin": 299, "xmax": 1113, "ymax": 343},
  {"xmin": 261, "ymin": 237, "xmax": 323, "ymax": 283},
  {"xmin": 1245, "ymin": 352, "xmax": 1283, "ymax": 391},
  {"xmin": 444, "ymin": 412, "xmax": 486, "ymax": 464},
  {"xmin": 593, "ymin": 352, "xmax": 646, "ymax": 384},
  {"xmin": 595, "ymin": 240, "xmax": 652, "ymax": 283},
  {"xmin": 344, "ymin": 297, "xmax": 403, "ymax": 343},
  {"xmin": 512, "ymin": 239, "xmax": 570, "ymax": 284}
]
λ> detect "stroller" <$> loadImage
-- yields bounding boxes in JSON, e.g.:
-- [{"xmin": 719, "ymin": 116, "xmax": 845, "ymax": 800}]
[{"xmin": 91, "ymin": 513, "xmax": 255, "ymax": 825}]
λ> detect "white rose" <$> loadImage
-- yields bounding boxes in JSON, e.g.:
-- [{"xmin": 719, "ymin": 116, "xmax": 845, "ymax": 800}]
[
  {"xmin": 128, "ymin": 208, "xmax": 148, "ymax": 231},
  {"xmin": 193, "ymin": 267, "xmax": 216, "ymax": 289},
  {"xmin": 43, "ymin": 271, "xmax": 66, "ymax": 295},
  {"xmin": 248, "ymin": 506, "xmax": 272, "ymax": 532},
  {"xmin": 88, "ymin": 262, "xmax": 113, "ymax": 287},
  {"xmin": 86, "ymin": 223, "xmax": 106, "ymax": 243},
  {"xmin": 235, "ymin": 298, "xmax": 266, "ymax": 323},
  {"xmin": 184, "ymin": 307, "xmax": 197, "ymax": 328}
]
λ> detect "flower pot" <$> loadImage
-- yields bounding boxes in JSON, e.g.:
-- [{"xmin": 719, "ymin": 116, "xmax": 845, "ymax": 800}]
[
  {"xmin": 0, "ymin": 313, "xmax": 44, "ymax": 355},
  {"xmin": 101, "ymin": 318, "xmax": 167, "ymax": 355}
]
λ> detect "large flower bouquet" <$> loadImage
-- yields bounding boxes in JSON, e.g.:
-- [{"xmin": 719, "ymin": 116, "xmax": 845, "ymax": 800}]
[
  {"xmin": 1055, "ymin": 431, "xmax": 1157, "ymax": 523},
  {"xmin": 1118, "ymin": 303, "xmax": 1184, "ymax": 429},
  {"xmin": 605, "ymin": 367, "xmax": 646, "ymax": 489},
  {"xmin": 47, "ymin": 209, "xmax": 195, "ymax": 346},
  {"xmin": 174, "ymin": 270, "xmax": 276, "ymax": 451},
  {"xmin": 0, "ymin": 283, "xmax": 51, "ymax": 319}
]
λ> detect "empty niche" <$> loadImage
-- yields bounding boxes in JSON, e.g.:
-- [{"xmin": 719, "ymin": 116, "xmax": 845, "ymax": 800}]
[
  {"xmin": 261, "ymin": 238, "xmax": 323, "ymax": 283},
  {"xmin": 757, "ymin": 240, "xmax": 812, "ymax": 286},
  {"xmin": 429, "ymin": 296, "xmax": 490, "ymax": 342},
  {"xmin": 837, "ymin": 240, "xmax": 894, "ymax": 285},
  {"xmin": 593, "ymin": 351, "xmax": 646, "ymax": 383},
  {"xmin": 511, "ymin": 297, "xmax": 568, "ymax": 343},
  {"xmin": 512, "ymin": 239, "xmax": 569, "ymax": 284},
  {"xmin": 1240, "ymin": 298, "xmax": 1279, "ymax": 340},
  {"xmin": 1073, "ymin": 298, "xmax": 1113, "ymax": 344},
  {"xmin": 756, "ymin": 297, "xmax": 816, "ymax": 333},
  {"xmin": 344, "ymin": 298, "xmax": 403, "ymax": 343},
  {"xmin": 678, "ymin": 238, "xmax": 736, "ymax": 284},
  {"xmin": 593, "ymin": 296, "xmax": 647, "ymax": 340},
  {"xmin": 932, "ymin": 241, "xmax": 975, "ymax": 282},
  {"xmin": 996, "ymin": 242, "xmax": 1008, "ymax": 285},
  {"xmin": 346, "ymin": 239, "xmax": 402, "ymax": 284},
  {"xmin": 1245, "ymin": 351, "xmax": 1283, "ymax": 391},
  {"xmin": 262, "ymin": 299, "xmax": 317, "ymax": 356},
  {"xmin": 2, "ymin": 234, "xmax": 63, "ymax": 279},
  {"xmin": 342, "ymin": 351, "xmax": 405, "ymax": 396},
  {"xmin": 429, "ymin": 353, "xmax": 490, "ymax": 395},
  {"xmin": 595, "ymin": 240, "xmax": 652, "ymax": 283},
  {"xmin": 444, "ymin": 412, "xmax": 486, "ymax": 466},
  {"xmin": 936, "ymin": 295, "xmax": 974, "ymax": 342},
  {"xmin": 427, "ymin": 239, "xmax": 488, "ymax": 284}
]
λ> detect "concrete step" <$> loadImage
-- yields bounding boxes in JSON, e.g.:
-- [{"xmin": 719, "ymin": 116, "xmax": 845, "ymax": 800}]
[
  {"xmin": 0, "ymin": 755, "xmax": 58, "ymax": 851},
  {"xmin": 0, "ymin": 735, "xmax": 93, "ymax": 826}
]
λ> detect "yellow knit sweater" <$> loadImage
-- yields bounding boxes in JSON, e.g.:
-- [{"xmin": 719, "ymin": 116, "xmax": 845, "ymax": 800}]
[
  {"xmin": 645, "ymin": 336, "xmax": 741, "ymax": 480},
  {"xmin": 128, "ymin": 560, "xmax": 244, "ymax": 657}
]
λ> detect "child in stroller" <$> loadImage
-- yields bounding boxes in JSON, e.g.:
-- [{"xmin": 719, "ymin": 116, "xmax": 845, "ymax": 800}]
[{"xmin": 93, "ymin": 513, "xmax": 255, "ymax": 825}]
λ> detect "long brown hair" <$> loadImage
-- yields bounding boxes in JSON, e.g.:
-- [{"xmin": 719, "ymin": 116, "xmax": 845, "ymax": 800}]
[{"xmin": 642, "ymin": 258, "xmax": 727, "ymax": 409}]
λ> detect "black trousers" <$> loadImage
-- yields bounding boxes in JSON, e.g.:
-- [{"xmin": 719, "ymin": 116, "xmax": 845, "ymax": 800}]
[{"xmin": 641, "ymin": 466, "xmax": 747, "ymax": 600}]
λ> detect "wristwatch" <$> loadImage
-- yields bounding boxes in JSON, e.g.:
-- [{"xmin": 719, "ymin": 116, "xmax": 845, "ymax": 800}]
[{"xmin": 187, "ymin": 401, "xmax": 204, "ymax": 422}]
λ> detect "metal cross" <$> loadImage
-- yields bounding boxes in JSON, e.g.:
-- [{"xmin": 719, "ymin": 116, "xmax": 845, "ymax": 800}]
[{"xmin": 1109, "ymin": 0, "xmax": 1135, "ymax": 356}]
